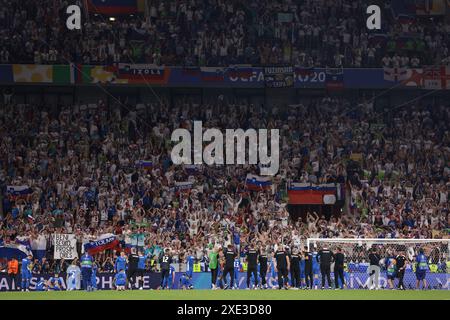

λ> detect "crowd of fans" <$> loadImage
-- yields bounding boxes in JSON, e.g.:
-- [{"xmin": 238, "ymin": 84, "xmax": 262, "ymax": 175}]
[
  {"xmin": 0, "ymin": 0, "xmax": 449, "ymax": 67},
  {"xmin": 0, "ymin": 93, "xmax": 448, "ymax": 273}
]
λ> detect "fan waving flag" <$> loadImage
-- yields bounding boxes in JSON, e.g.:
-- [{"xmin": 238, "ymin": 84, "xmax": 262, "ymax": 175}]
[
  {"xmin": 87, "ymin": 0, "xmax": 141, "ymax": 15},
  {"xmin": 245, "ymin": 174, "xmax": 272, "ymax": 191},
  {"xmin": 0, "ymin": 243, "xmax": 33, "ymax": 259},
  {"xmin": 84, "ymin": 233, "xmax": 120, "ymax": 254},
  {"xmin": 7, "ymin": 185, "xmax": 32, "ymax": 196},
  {"xmin": 135, "ymin": 160, "xmax": 153, "ymax": 169},
  {"xmin": 174, "ymin": 181, "xmax": 194, "ymax": 192}
]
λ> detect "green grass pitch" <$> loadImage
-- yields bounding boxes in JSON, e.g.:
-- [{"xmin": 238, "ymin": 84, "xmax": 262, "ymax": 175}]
[{"xmin": 0, "ymin": 290, "xmax": 449, "ymax": 300}]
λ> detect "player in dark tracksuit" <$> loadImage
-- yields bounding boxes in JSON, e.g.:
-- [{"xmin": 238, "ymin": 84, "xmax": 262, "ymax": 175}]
[
  {"xmin": 223, "ymin": 245, "xmax": 236, "ymax": 289},
  {"xmin": 258, "ymin": 249, "xmax": 269, "ymax": 289},
  {"xmin": 274, "ymin": 245, "xmax": 290, "ymax": 290},
  {"xmin": 333, "ymin": 247, "xmax": 345, "ymax": 289},
  {"xmin": 245, "ymin": 244, "xmax": 259, "ymax": 289},
  {"xmin": 303, "ymin": 247, "xmax": 314, "ymax": 289},
  {"xmin": 290, "ymin": 248, "xmax": 301, "ymax": 289},
  {"xmin": 317, "ymin": 247, "xmax": 333, "ymax": 289},
  {"xmin": 159, "ymin": 249, "xmax": 173, "ymax": 289},
  {"xmin": 127, "ymin": 248, "xmax": 140, "ymax": 289}
]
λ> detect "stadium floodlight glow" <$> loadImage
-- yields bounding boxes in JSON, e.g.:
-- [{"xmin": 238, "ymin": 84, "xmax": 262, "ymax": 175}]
[{"xmin": 109, "ymin": 17, "xmax": 115, "ymax": 22}]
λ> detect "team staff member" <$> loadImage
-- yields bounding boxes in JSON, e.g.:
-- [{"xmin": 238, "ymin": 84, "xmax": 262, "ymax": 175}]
[
  {"xmin": 274, "ymin": 244, "xmax": 290, "ymax": 290},
  {"xmin": 223, "ymin": 244, "xmax": 236, "ymax": 289},
  {"xmin": 333, "ymin": 247, "xmax": 345, "ymax": 289},
  {"xmin": 159, "ymin": 248, "xmax": 173, "ymax": 290},
  {"xmin": 368, "ymin": 247, "xmax": 381, "ymax": 290},
  {"xmin": 7, "ymin": 258, "xmax": 19, "ymax": 291},
  {"xmin": 245, "ymin": 243, "xmax": 259, "ymax": 289},
  {"xmin": 258, "ymin": 248, "xmax": 269, "ymax": 289},
  {"xmin": 317, "ymin": 246, "xmax": 333, "ymax": 289},
  {"xmin": 304, "ymin": 247, "xmax": 313, "ymax": 289},
  {"xmin": 290, "ymin": 248, "xmax": 301, "ymax": 289},
  {"xmin": 395, "ymin": 250, "xmax": 407, "ymax": 290}
]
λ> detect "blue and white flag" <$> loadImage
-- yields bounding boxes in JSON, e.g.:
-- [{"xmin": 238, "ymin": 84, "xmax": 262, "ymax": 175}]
[
  {"xmin": 135, "ymin": 160, "xmax": 153, "ymax": 169},
  {"xmin": 7, "ymin": 185, "xmax": 32, "ymax": 196},
  {"xmin": 0, "ymin": 243, "xmax": 33, "ymax": 259},
  {"xmin": 174, "ymin": 181, "xmax": 194, "ymax": 192},
  {"xmin": 15, "ymin": 238, "xmax": 32, "ymax": 252},
  {"xmin": 245, "ymin": 174, "xmax": 272, "ymax": 191}
]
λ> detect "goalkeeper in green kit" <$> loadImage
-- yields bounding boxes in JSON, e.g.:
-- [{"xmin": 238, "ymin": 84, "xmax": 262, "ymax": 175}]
[{"xmin": 209, "ymin": 244, "xmax": 220, "ymax": 290}]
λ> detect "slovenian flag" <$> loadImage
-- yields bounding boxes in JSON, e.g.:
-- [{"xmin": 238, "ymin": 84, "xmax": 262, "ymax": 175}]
[
  {"xmin": 84, "ymin": 233, "xmax": 120, "ymax": 254},
  {"xmin": 0, "ymin": 243, "xmax": 33, "ymax": 259},
  {"xmin": 7, "ymin": 185, "xmax": 33, "ymax": 196},
  {"xmin": 87, "ymin": 0, "xmax": 140, "ymax": 15},
  {"xmin": 245, "ymin": 174, "xmax": 272, "ymax": 191},
  {"xmin": 15, "ymin": 238, "xmax": 32, "ymax": 252},
  {"xmin": 227, "ymin": 66, "xmax": 254, "ymax": 80},
  {"xmin": 288, "ymin": 183, "xmax": 337, "ymax": 205},
  {"xmin": 135, "ymin": 160, "xmax": 153, "ymax": 169}
]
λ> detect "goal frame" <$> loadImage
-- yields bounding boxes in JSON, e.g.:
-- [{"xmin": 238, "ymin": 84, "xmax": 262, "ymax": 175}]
[{"xmin": 306, "ymin": 238, "xmax": 450, "ymax": 251}]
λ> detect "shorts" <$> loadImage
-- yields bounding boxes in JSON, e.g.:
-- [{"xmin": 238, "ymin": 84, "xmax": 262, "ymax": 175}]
[
  {"xmin": 387, "ymin": 275, "xmax": 395, "ymax": 280},
  {"xmin": 313, "ymin": 268, "xmax": 320, "ymax": 276},
  {"xmin": 416, "ymin": 271, "xmax": 426, "ymax": 281}
]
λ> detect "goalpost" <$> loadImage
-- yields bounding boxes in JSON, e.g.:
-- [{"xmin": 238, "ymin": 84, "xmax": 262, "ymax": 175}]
[{"xmin": 306, "ymin": 238, "xmax": 450, "ymax": 290}]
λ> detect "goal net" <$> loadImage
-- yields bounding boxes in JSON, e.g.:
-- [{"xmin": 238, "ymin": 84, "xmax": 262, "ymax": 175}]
[{"xmin": 306, "ymin": 238, "xmax": 450, "ymax": 290}]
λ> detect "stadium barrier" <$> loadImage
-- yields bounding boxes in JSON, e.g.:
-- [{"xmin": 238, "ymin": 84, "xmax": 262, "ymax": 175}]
[
  {"xmin": 0, "ymin": 271, "xmax": 448, "ymax": 291},
  {"xmin": 0, "ymin": 64, "xmax": 440, "ymax": 89}
]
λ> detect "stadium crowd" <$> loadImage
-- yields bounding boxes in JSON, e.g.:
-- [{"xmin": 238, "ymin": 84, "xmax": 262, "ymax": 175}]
[
  {"xmin": 0, "ymin": 94, "xmax": 448, "ymax": 278},
  {"xmin": 0, "ymin": 0, "xmax": 449, "ymax": 67}
]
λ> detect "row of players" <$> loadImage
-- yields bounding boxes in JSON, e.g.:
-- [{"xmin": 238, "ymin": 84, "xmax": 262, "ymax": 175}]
[{"xmin": 17, "ymin": 244, "xmax": 431, "ymax": 291}]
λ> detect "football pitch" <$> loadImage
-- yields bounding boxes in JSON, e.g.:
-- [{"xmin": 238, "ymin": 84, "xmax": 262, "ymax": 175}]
[{"xmin": 0, "ymin": 290, "xmax": 449, "ymax": 300}]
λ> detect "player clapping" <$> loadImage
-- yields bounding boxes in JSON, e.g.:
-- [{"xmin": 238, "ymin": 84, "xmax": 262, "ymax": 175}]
[{"xmin": 159, "ymin": 248, "xmax": 173, "ymax": 290}]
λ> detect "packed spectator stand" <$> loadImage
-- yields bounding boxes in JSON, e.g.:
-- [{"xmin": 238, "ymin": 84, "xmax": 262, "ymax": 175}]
[
  {"xmin": 0, "ymin": 95, "xmax": 448, "ymax": 273},
  {"xmin": 1, "ymin": 0, "xmax": 449, "ymax": 67}
]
